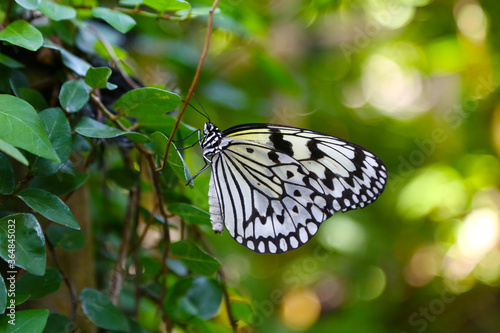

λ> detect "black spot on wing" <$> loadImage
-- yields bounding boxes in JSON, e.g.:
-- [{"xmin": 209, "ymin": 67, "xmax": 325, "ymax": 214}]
[
  {"xmin": 286, "ymin": 170, "xmax": 294, "ymax": 179},
  {"xmin": 307, "ymin": 139, "xmax": 326, "ymax": 159},
  {"xmin": 246, "ymin": 147, "xmax": 254, "ymax": 153},
  {"xmin": 269, "ymin": 129, "xmax": 294, "ymax": 156},
  {"xmin": 268, "ymin": 151, "xmax": 280, "ymax": 163},
  {"xmin": 321, "ymin": 168, "xmax": 335, "ymax": 190}
]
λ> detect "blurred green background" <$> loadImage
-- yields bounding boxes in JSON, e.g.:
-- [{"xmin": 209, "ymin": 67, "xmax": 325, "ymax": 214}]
[
  {"xmin": 3, "ymin": 0, "xmax": 499, "ymax": 332},
  {"xmin": 141, "ymin": 0, "xmax": 499, "ymax": 332}
]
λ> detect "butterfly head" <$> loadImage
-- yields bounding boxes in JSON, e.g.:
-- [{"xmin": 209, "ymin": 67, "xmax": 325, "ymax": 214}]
[{"xmin": 201, "ymin": 122, "xmax": 222, "ymax": 149}]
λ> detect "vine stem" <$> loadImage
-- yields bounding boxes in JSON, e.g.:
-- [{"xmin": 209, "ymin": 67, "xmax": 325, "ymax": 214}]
[
  {"xmin": 109, "ymin": 185, "xmax": 139, "ymax": 305},
  {"xmin": 45, "ymin": 235, "xmax": 79, "ymax": 333},
  {"xmin": 157, "ymin": 0, "xmax": 220, "ymax": 171},
  {"xmin": 0, "ymin": 0, "xmax": 13, "ymax": 29}
]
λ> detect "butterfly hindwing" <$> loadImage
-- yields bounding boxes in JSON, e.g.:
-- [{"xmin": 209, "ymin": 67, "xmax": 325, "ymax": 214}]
[{"xmin": 206, "ymin": 123, "xmax": 387, "ymax": 254}]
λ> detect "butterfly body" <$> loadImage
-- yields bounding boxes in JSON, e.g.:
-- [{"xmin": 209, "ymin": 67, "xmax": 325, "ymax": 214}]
[{"xmin": 200, "ymin": 122, "xmax": 387, "ymax": 254}]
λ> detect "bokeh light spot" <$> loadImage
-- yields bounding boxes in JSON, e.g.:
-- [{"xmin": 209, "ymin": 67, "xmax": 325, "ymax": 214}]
[{"xmin": 280, "ymin": 289, "xmax": 321, "ymax": 330}]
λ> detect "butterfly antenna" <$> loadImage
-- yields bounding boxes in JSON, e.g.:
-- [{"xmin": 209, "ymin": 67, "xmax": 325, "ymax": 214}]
[
  {"xmin": 192, "ymin": 93, "xmax": 211, "ymax": 122},
  {"xmin": 185, "ymin": 99, "xmax": 210, "ymax": 122}
]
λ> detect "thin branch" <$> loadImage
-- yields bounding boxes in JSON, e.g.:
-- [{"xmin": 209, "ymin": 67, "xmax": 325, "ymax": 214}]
[
  {"xmin": 88, "ymin": 26, "xmax": 140, "ymax": 90},
  {"xmin": 146, "ymin": 155, "xmax": 173, "ymax": 331},
  {"xmin": 157, "ymin": 0, "xmax": 220, "ymax": 171},
  {"xmin": 109, "ymin": 185, "xmax": 140, "ymax": 305},
  {"xmin": 89, "ymin": 93, "xmax": 154, "ymax": 156},
  {"xmin": 46, "ymin": 235, "xmax": 79, "ymax": 333},
  {"xmin": 219, "ymin": 269, "xmax": 238, "ymax": 332},
  {"xmin": 0, "ymin": 0, "xmax": 14, "ymax": 29}
]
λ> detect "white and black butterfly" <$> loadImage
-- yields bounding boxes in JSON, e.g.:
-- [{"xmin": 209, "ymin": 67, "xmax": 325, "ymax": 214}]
[{"xmin": 191, "ymin": 122, "xmax": 387, "ymax": 254}]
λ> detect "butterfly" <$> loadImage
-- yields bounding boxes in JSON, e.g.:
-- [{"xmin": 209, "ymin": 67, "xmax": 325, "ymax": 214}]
[{"xmin": 192, "ymin": 122, "xmax": 387, "ymax": 254}]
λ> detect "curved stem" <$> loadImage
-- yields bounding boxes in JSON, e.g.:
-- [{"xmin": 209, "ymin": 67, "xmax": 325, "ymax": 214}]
[{"xmin": 157, "ymin": 0, "xmax": 220, "ymax": 171}]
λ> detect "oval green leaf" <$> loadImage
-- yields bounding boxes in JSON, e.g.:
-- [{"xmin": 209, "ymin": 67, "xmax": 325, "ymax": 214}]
[
  {"xmin": 0, "ymin": 152, "xmax": 15, "ymax": 195},
  {"xmin": 0, "ymin": 53, "xmax": 24, "ymax": 69},
  {"xmin": 113, "ymin": 87, "xmax": 181, "ymax": 117},
  {"xmin": 0, "ymin": 95, "xmax": 60, "ymax": 163},
  {"xmin": 0, "ymin": 275, "xmax": 6, "ymax": 314},
  {"xmin": 74, "ymin": 117, "xmax": 125, "ymax": 138},
  {"xmin": 144, "ymin": 0, "xmax": 190, "ymax": 11},
  {"xmin": 43, "ymin": 313, "xmax": 70, "ymax": 333},
  {"xmin": 29, "ymin": 107, "xmax": 72, "ymax": 176},
  {"xmin": 59, "ymin": 80, "xmax": 89, "ymax": 113},
  {"xmin": 46, "ymin": 225, "xmax": 85, "ymax": 251},
  {"xmin": 0, "ymin": 138, "xmax": 29, "ymax": 166},
  {"xmin": 168, "ymin": 203, "xmax": 210, "ymax": 226},
  {"xmin": 17, "ymin": 189, "xmax": 80, "ymax": 230},
  {"xmin": 5, "ymin": 309, "xmax": 49, "ymax": 333},
  {"xmin": 80, "ymin": 289, "xmax": 130, "ymax": 331},
  {"xmin": 16, "ymin": 267, "xmax": 62, "ymax": 300},
  {"xmin": 0, "ymin": 20, "xmax": 43, "ymax": 51},
  {"xmin": 150, "ymin": 132, "xmax": 191, "ymax": 182},
  {"xmin": 170, "ymin": 240, "xmax": 220, "ymax": 276},
  {"xmin": 85, "ymin": 67, "xmax": 112, "ymax": 89},
  {"xmin": 38, "ymin": 0, "xmax": 76, "ymax": 21},
  {"xmin": 30, "ymin": 172, "xmax": 88, "ymax": 196},
  {"xmin": 186, "ymin": 276, "xmax": 222, "ymax": 319},
  {"xmin": 92, "ymin": 7, "xmax": 136, "ymax": 34},
  {"xmin": 15, "ymin": 0, "xmax": 40, "ymax": 10},
  {"xmin": 0, "ymin": 214, "xmax": 46, "ymax": 276}
]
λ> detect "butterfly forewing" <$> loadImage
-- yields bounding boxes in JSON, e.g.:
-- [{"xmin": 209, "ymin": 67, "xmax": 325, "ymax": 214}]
[{"xmin": 205, "ymin": 123, "xmax": 387, "ymax": 254}]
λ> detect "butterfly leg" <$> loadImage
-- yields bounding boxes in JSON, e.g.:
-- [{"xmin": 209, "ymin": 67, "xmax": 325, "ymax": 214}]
[
  {"xmin": 185, "ymin": 152, "xmax": 212, "ymax": 186},
  {"xmin": 174, "ymin": 129, "xmax": 201, "ymax": 150}
]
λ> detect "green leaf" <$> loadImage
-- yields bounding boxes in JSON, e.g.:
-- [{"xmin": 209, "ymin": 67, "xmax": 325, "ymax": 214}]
[
  {"xmin": 91, "ymin": 7, "xmax": 137, "ymax": 34},
  {"xmin": 19, "ymin": 88, "xmax": 48, "ymax": 111},
  {"xmin": 168, "ymin": 203, "xmax": 210, "ymax": 226},
  {"xmin": 17, "ymin": 189, "xmax": 80, "ymax": 230},
  {"xmin": 59, "ymin": 80, "xmax": 89, "ymax": 113},
  {"xmin": 0, "ymin": 152, "xmax": 15, "ymax": 195},
  {"xmin": 164, "ymin": 277, "xmax": 197, "ymax": 321},
  {"xmin": 29, "ymin": 108, "xmax": 72, "ymax": 176},
  {"xmin": 0, "ymin": 95, "xmax": 60, "ymax": 163},
  {"xmin": 46, "ymin": 225, "xmax": 85, "ymax": 251},
  {"xmin": 0, "ymin": 20, "xmax": 43, "ymax": 51},
  {"xmin": 0, "ymin": 54, "xmax": 24, "ymax": 69},
  {"xmin": 80, "ymin": 289, "xmax": 130, "ymax": 331},
  {"xmin": 164, "ymin": 276, "xmax": 221, "ymax": 323},
  {"xmin": 38, "ymin": 0, "xmax": 76, "ymax": 21},
  {"xmin": 85, "ymin": 67, "xmax": 112, "ymax": 89},
  {"xmin": 124, "ymin": 132, "xmax": 150, "ymax": 143},
  {"xmin": 119, "ymin": 0, "xmax": 143, "ymax": 6},
  {"xmin": 177, "ymin": 7, "xmax": 221, "ymax": 18},
  {"xmin": 0, "ymin": 214, "xmax": 46, "ymax": 276},
  {"xmin": 8, "ymin": 69, "xmax": 29, "ymax": 97},
  {"xmin": 15, "ymin": 0, "xmax": 40, "ymax": 10},
  {"xmin": 5, "ymin": 309, "xmax": 49, "ymax": 333},
  {"xmin": 30, "ymin": 172, "xmax": 88, "ymax": 196},
  {"xmin": 106, "ymin": 167, "xmax": 139, "ymax": 190},
  {"xmin": 0, "ymin": 138, "xmax": 29, "ymax": 166},
  {"xmin": 0, "ymin": 275, "xmax": 6, "ymax": 315},
  {"xmin": 150, "ymin": 132, "xmax": 191, "ymax": 183},
  {"xmin": 114, "ymin": 87, "xmax": 181, "ymax": 117},
  {"xmin": 16, "ymin": 267, "xmax": 62, "ymax": 300},
  {"xmin": 60, "ymin": 49, "xmax": 91, "ymax": 76},
  {"xmin": 185, "ymin": 276, "xmax": 222, "ymax": 320},
  {"xmin": 42, "ymin": 313, "xmax": 70, "ymax": 333},
  {"xmin": 144, "ymin": 0, "xmax": 191, "ymax": 11},
  {"xmin": 74, "ymin": 117, "xmax": 125, "ymax": 138},
  {"xmin": 230, "ymin": 301, "xmax": 254, "ymax": 323},
  {"xmin": 43, "ymin": 42, "xmax": 92, "ymax": 76},
  {"xmin": 93, "ymin": 40, "xmax": 128, "ymax": 60},
  {"xmin": 170, "ymin": 241, "xmax": 220, "ymax": 276}
]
